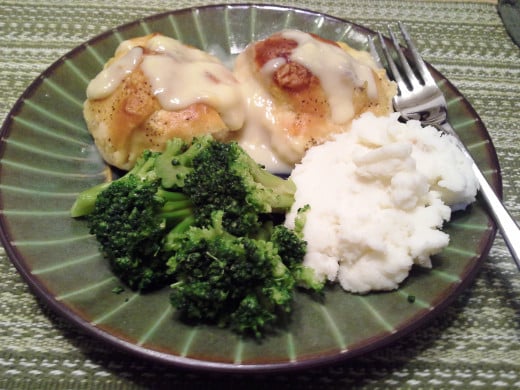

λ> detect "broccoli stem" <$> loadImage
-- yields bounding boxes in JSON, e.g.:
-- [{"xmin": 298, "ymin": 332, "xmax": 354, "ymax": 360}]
[
  {"xmin": 156, "ymin": 188, "xmax": 189, "ymax": 202},
  {"xmin": 294, "ymin": 205, "xmax": 310, "ymax": 238},
  {"xmin": 161, "ymin": 199, "xmax": 193, "ymax": 212},
  {"xmin": 162, "ymin": 208, "xmax": 194, "ymax": 226},
  {"xmin": 162, "ymin": 215, "xmax": 196, "ymax": 254},
  {"xmin": 70, "ymin": 181, "xmax": 111, "ymax": 218},
  {"xmin": 171, "ymin": 215, "xmax": 196, "ymax": 235},
  {"xmin": 157, "ymin": 189, "xmax": 193, "ymax": 212},
  {"xmin": 158, "ymin": 190, "xmax": 194, "ymax": 227}
]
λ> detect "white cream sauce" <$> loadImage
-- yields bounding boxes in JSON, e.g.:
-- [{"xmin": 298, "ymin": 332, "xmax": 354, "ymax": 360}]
[
  {"xmin": 86, "ymin": 31, "xmax": 383, "ymax": 174},
  {"xmin": 86, "ymin": 46, "xmax": 143, "ymax": 100},
  {"xmin": 233, "ymin": 30, "xmax": 382, "ymax": 172},
  {"xmin": 86, "ymin": 35, "xmax": 245, "ymax": 131},
  {"xmin": 237, "ymin": 115, "xmax": 293, "ymax": 174},
  {"xmin": 280, "ymin": 30, "xmax": 377, "ymax": 123},
  {"xmin": 233, "ymin": 51, "xmax": 294, "ymax": 174}
]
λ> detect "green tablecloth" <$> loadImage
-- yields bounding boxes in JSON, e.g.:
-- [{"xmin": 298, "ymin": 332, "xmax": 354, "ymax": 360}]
[{"xmin": 1, "ymin": 0, "xmax": 519, "ymax": 388}]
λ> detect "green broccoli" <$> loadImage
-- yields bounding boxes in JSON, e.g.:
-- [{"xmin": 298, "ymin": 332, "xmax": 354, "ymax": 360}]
[
  {"xmin": 70, "ymin": 149, "xmax": 159, "ymax": 218},
  {"xmin": 293, "ymin": 204, "xmax": 311, "ymax": 238},
  {"xmin": 155, "ymin": 135, "xmax": 213, "ymax": 189},
  {"xmin": 274, "ymin": 204, "xmax": 324, "ymax": 291},
  {"xmin": 165, "ymin": 211, "xmax": 320, "ymax": 338},
  {"xmin": 270, "ymin": 224, "xmax": 324, "ymax": 292},
  {"xmin": 71, "ymin": 135, "xmax": 320, "ymax": 337},
  {"xmin": 181, "ymin": 140, "xmax": 296, "ymax": 237},
  {"xmin": 71, "ymin": 150, "xmax": 194, "ymax": 291}
]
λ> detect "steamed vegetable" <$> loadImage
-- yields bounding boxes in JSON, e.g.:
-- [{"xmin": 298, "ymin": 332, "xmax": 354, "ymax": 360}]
[{"xmin": 71, "ymin": 135, "xmax": 322, "ymax": 337}]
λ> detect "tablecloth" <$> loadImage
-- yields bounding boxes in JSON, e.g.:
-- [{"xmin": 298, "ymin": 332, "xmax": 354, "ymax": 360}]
[{"xmin": 1, "ymin": 0, "xmax": 519, "ymax": 388}]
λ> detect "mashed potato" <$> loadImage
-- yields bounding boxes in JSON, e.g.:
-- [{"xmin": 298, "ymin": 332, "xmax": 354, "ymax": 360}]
[{"xmin": 284, "ymin": 112, "xmax": 479, "ymax": 293}]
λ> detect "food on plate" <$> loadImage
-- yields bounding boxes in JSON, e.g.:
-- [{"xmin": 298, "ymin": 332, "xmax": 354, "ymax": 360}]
[
  {"xmin": 284, "ymin": 112, "xmax": 479, "ymax": 294},
  {"xmin": 158, "ymin": 135, "xmax": 296, "ymax": 237},
  {"xmin": 233, "ymin": 29, "xmax": 396, "ymax": 170},
  {"xmin": 71, "ymin": 135, "xmax": 322, "ymax": 336},
  {"xmin": 83, "ymin": 34, "xmax": 245, "ymax": 170},
  {"xmin": 83, "ymin": 30, "xmax": 397, "ymax": 173},
  {"xmin": 70, "ymin": 144, "xmax": 197, "ymax": 291},
  {"xmin": 73, "ymin": 28, "xmax": 480, "ymax": 336},
  {"xmin": 167, "ymin": 210, "xmax": 323, "ymax": 339}
]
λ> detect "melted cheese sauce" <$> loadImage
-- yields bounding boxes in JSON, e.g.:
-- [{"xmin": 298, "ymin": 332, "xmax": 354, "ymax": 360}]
[
  {"xmin": 280, "ymin": 30, "xmax": 377, "ymax": 123},
  {"xmin": 86, "ymin": 35, "xmax": 245, "ymax": 131},
  {"xmin": 86, "ymin": 31, "xmax": 389, "ymax": 175},
  {"xmin": 233, "ymin": 30, "xmax": 383, "ymax": 173},
  {"xmin": 233, "ymin": 51, "xmax": 294, "ymax": 174},
  {"xmin": 86, "ymin": 46, "xmax": 143, "ymax": 100}
]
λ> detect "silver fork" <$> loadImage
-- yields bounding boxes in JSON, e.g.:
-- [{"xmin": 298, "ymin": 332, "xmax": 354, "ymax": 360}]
[{"xmin": 370, "ymin": 22, "xmax": 520, "ymax": 270}]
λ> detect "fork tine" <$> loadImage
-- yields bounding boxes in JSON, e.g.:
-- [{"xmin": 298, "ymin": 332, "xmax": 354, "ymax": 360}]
[
  {"xmin": 397, "ymin": 22, "xmax": 437, "ymax": 86},
  {"xmin": 377, "ymin": 31, "xmax": 408, "ymax": 95},
  {"xmin": 368, "ymin": 35, "xmax": 383, "ymax": 69},
  {"xmin": 387, "ymin": 26, "xmax": 421, "ymax": 90}
]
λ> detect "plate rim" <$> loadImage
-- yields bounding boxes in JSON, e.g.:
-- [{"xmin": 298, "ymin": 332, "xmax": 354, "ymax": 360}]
[{"xmin": 0, "ymin": 3, "xmax": 501, "ymax": 374}]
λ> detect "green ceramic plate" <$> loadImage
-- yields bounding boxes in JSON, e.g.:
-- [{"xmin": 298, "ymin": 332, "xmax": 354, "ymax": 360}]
[{"xmin": 0, "ymin": 4, "xmax": 500, "ymax": 373}]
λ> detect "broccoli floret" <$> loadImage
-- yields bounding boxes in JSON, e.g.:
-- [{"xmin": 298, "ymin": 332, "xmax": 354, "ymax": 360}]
[
  {"xmin": 71, "ymin": 150, "xmax": 195, "ymax": 291},
  {"xmin": 270, "ymin": 224, "xmax": 324, "ymax": 293},
  {"xmin": 165, "ymin": 211, "xmax": 296, "ymax": 338},
  {"xmin": 155, "ymin": 135, "xmax": 296, "ymax": 237},
  {"xmin": 272, "ymin": 205, "xmax": 324, "ymax": 292},
  {"xmin": 293, "ymin": 204, "xmax": 311, "ymax": 238},
  {"xmin": 70, "ymin": 149, "xmax": 159, "ymax": 218},
  {"xmin": 71, "ymin": 136, "xmax": 314, "ymax": 337},
  {"xmin": 155, "ymin": 135, "xmax": 213, "ymax": 189},
  {"xmin": 183, "ymin": 140, "xmax": 296, "ymax": 236}
]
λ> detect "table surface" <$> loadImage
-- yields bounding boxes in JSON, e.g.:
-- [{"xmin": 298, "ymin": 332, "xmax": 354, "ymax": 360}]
[{"xmin": 1, "ymin": 0, "xmax": 519, "ymax": 389}]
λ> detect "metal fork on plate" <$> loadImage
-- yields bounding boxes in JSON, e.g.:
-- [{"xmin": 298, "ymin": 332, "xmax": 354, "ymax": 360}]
[{"xmin": 370, "ymin": 22, "xmax": 520, "ymax": 270}]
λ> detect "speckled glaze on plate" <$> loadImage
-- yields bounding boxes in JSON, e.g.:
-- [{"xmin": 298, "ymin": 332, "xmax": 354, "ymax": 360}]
[{"xmin": 0, "ymin": 4, "xmax": 500, "ymax": 373}]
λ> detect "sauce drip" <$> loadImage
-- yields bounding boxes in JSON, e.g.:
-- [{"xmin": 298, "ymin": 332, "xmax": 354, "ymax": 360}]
[
  {"xmin": 280, "ymin": 30, "xmax": 377, "ymax": 123},
  {"xmin": 86, "ymin": 34, "xmax": 245, "ymax": 131},
  {"xmin": 86, "ymin": 46, "xmax": 143, "ymax": 100}
]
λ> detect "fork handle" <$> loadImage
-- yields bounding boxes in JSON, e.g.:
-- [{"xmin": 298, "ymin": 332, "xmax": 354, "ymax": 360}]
[
  {"xmin": 439, "ymin": 122, "xmax": 520, "ymax": 270},
  {"xmin": 471, "ymin": 163, "xmax": 520, "ymax": 270}
]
